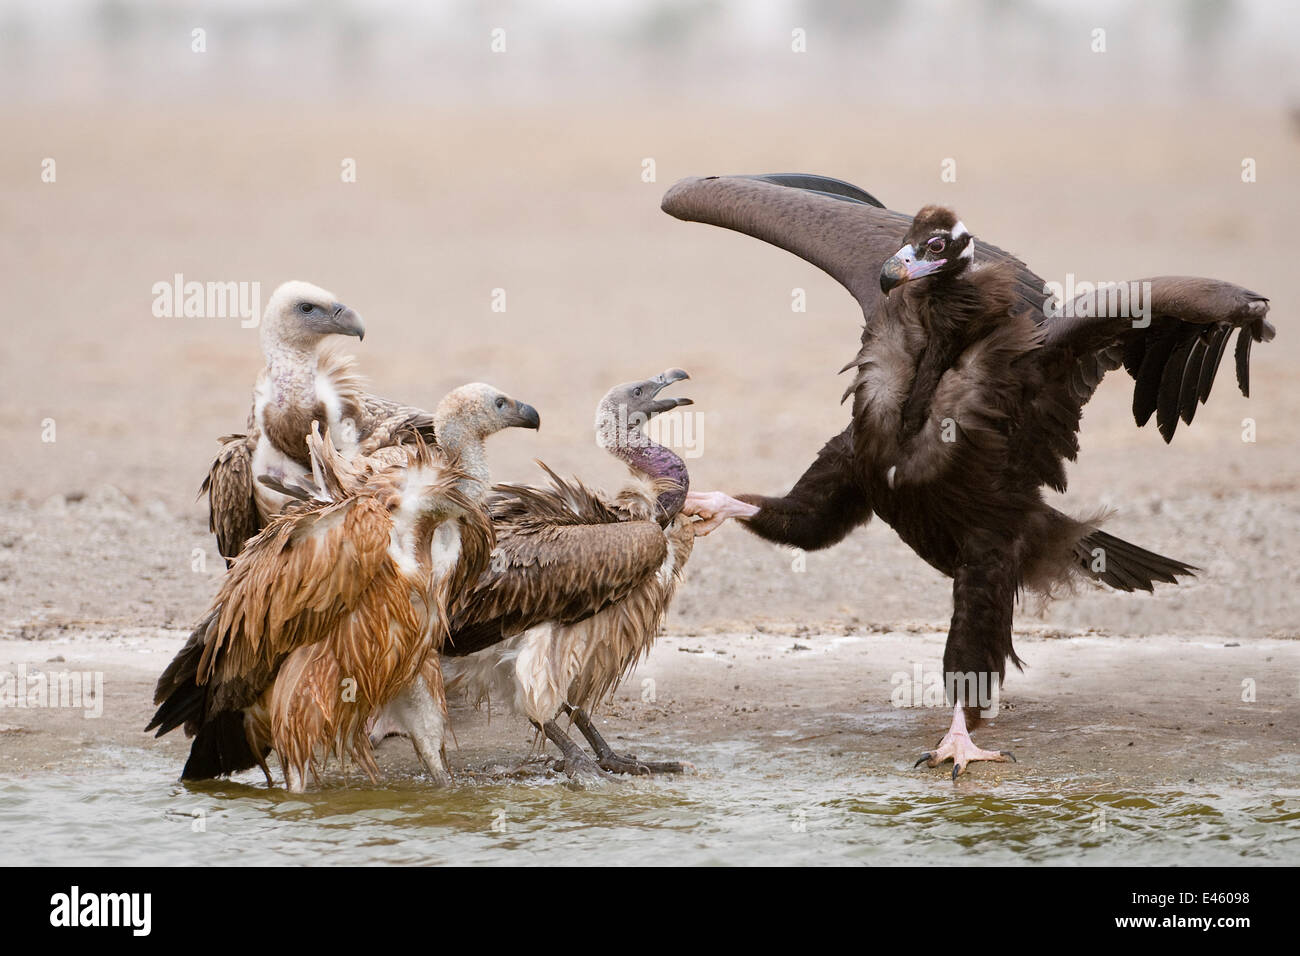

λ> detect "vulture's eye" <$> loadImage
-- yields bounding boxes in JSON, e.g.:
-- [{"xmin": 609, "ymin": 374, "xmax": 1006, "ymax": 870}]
[
  {"xmin": 299, "ymin": 302, "xmax": 314, "ymax": 314},
  {"xmin": 495, "ymin": 397, "xmax": 507, "ymax": 409},
  {"xmin": 927, "ymin": 237, "xmax": 947, "ymax": 255},
  {"xmin": 633, "ymin": 388, "xmax": 643, "ymax": 397}
]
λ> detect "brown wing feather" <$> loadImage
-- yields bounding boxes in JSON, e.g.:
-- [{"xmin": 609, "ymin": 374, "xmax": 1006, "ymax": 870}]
[
  {"xmin": 197, "ymin": 493, "xmax": 395, "ymax": 714},
  {"xmin": 565, "ymin": 515, "xmax": 695, "ymax": 710},
  {"xmin": 356, "ymin": 394, "xmax": 438, "ymax": 453},
  {"xmin": 199, "ymin": 433, "xmax": 261, "ymax": 566},
  {"xmin": 1035, "ymin": 276, "xmax": 1273, "ymax": 449},
  {"xmin": 444, "ymin": 468, "xmax": 669, "ymax": 656},
  {"xmin": 316, "ymin": 345, "xmax": 438, "ymax": 452}
]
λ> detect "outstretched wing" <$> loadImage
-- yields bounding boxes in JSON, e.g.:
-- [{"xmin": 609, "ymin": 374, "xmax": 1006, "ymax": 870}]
[
  {"xmin": 663, "ymin": 174, "xmax": 1276, "ymax": 488},
  {"xmin": 199, "ymin": 432, "xmax": 261, "ymax": 566},
  {"xmin": 661, "ymin": 173, "xmax": 1051, "ymax": 325},
  {"xmin": 443, "ymin": 466, "xmax": 669, "ymax": 657},
  {"xmin": 1033, "ymin": 277, "xmax": 1273, "ymax": 449}
]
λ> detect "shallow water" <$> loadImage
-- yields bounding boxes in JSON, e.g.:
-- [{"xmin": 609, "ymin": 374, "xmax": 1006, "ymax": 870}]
[{"xmin": 5, "ymin": 736, "xmax": 1297, "ymax": 866}]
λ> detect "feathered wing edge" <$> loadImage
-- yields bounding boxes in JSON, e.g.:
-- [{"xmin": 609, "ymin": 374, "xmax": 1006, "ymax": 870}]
[
  {"xmin": 199, "ymin": 433, "xmax": 261, "ymax": 567},
  {"xmin": 1043, "ymin": 276, "xmax": 1274, "ymax": 443}
]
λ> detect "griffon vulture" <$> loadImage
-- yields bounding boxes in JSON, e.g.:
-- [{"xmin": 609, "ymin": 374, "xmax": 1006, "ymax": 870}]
[
  {"xmin": 202, "ymin": 280, "xmax": 440, "ymax": 566},
  {"xmin": 147, "ymin": 384, "xmax": 540, "ymax": 791},
  {"xmin": 666, "ymin": 173, "xmax": 1274, "ymax": 778},
  {"xmin": 427, "ymin": 369, "xmax": 698, "ymax": 779}
]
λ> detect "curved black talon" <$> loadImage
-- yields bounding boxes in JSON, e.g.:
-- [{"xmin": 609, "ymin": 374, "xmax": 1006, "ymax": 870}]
[
  {"xmin": 952, "ymin": 763, "xmax": 962, "ymax": 781},
  {"xmin": 914, "ymin": 753, "xmax": 934, "ymax": 769},
  {"xmin": 1000, "ymin": 750, "xmax": 1017, "ymax": 762}
]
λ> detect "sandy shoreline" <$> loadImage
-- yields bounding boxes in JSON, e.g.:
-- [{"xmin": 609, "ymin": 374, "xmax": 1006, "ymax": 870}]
[{"xmin": 4, "ymin": 624, "xmax": 1297, "ymax": 791}]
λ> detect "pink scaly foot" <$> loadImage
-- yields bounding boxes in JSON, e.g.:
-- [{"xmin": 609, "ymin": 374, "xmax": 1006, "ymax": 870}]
[
  {"xmin": 683, "ymin": 490, "xmax": 759, "ymax": 536},
  {"xmin": 914, "ymin": 702, "xmax": 1016, "ymax": 780}
]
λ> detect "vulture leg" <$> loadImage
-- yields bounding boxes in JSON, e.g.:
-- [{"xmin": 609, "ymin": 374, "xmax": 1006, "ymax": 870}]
[
  {"xmin": 374, "ymin": 674, "xmax": 452, "ymax": 787},
  {"xmin": 284, "ymin": 764, "xmax": 307, "ymax": 794},
  {"xmin": 914, "ymin": 702, "xmax": 1015, "ymax": 780},
  {"xmin": 916, "ymin": 552, "xmax": 1018, "ymax": 779},
  {"xmin": 564, "ymin": 704, "xmax": 692, "ymax": 775},
  {"xmin": 537, "ymin": 719, "xmax": 611, "ymax": 783},
  {"xmin": 687, "ymin": 427, "xmax": 872, "ymax": 547}
]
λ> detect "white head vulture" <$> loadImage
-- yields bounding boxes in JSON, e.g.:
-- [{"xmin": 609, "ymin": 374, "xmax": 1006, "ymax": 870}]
[
  {"xmin": 201, "ymin": 280, "xmax": 445, "ymax": 568},
  {"xmin": 376, "ymin": 369, "xmax": 700, "ymax": 780},
  {"xmin": 147, "ymin": 383, "xmax": 539, "ymax": 792}
]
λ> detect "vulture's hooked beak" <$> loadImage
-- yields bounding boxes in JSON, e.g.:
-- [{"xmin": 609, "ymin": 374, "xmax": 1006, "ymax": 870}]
[
  {"xmin": 329, "ymin": 303, "xmax": 366, "ymax": 341},
  {"xmin": 646, "ymin": 368, "xmax": 694, "ymax": 416},
  {"xmin": 880, "ymin": 245, "xmax": 947, "ymax": 295},
  {"xmin": 510, "ymin": 402, "xmax": 541, "ymax": 430}
]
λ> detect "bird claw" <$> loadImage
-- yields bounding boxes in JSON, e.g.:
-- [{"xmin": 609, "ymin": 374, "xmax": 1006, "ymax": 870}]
[
  {"xmin": 598, "ymin": 751, "xmax": 692, "ymax": 775},
  {"xmin": 683, "ymin": 490, "xmax": 760, "ymax": 536},
  {"xmin": 557, "ymin": 753, "xmax": 615, "ymax": 786},
  {"xmin": 913, "ymin": 704, "xmax": 1015, "ymax": 779}
]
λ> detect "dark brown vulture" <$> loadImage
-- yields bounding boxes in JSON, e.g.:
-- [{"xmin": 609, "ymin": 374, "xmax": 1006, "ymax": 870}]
[
  {"xmin": 147, "ymin": 384, "xmax": 540, "ymax": 791},
  {"xmin": 202, "ymin": 280, "xmax": 440, "ymax": 566},
  {"xmin": 665, "ymin": 173, "xmax": 1274, "ymax": 778},
  {"xmin": 418, "ymin": 369, "xmax": 698, "ymax": 780}
]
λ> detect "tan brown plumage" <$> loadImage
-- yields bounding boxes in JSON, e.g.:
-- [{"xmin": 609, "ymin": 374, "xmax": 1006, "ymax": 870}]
[
  {"xmin": 150, "ymin": 383, "xmax": 540, "ymax": 790},
  {"xmin": 200, "ymin": 433, "xmax": 260, "ymax": 565},
  {"xmin": 203, "ymin": 281, "xmax": 439, "ymax": 566},
  {"xmin": 438, "ymin": 370, "xmax": 698, "ymax": 777}
]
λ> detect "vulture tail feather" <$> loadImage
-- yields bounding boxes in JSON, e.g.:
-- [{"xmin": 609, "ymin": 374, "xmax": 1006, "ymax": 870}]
[
  {"xmin": 145, "ymin": 610, "xmax": 215, "ymax": 736},
  {"xmin": 1076, "ymin": 530, "xmax": 1197, "ymax": 592},
  {"xmin": 181, "ymin": 711, "xmax": 266, "ymax": 780}
]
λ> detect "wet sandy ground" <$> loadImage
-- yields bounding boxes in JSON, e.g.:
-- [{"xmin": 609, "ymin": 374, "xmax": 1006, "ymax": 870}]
[
  {"xmin": 5, "ymin": 625, "xmax": 1298, "ymax": 786},
  {"xmin": 2, "ymin": 627, "xmax": 1297, "ymax": 865}
]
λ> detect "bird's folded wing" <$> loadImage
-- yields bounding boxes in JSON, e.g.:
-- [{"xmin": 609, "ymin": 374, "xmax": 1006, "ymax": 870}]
[
  {"xmin": 445, "ymin": 510, "xmax": 669, "ymax": 656},
  {"xmin": 314, "ymin": 345, "xmax": 438, "ymax": 451},
  {"xmin": 1040, "ymin": 276, "xmax": 1273, "ymax": 442},
  {"xmin": 357, "ymin": 393, "xmax": 438, "ymax": 453},
  {"xmin": 200, "ymin": 494, "xmax": 396, "ymax": 696},
  {"xmin": 199, "ymin": 432, "xmax": 261, "ymax": 564}
]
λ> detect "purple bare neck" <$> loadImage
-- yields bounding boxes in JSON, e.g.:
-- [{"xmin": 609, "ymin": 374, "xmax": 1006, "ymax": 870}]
[{"xmin": 608, "ymin": 430, "xmax": 689, "ymax": 522}]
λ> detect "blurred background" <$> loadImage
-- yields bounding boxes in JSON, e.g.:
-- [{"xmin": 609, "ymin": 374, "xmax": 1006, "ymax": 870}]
[{"xmin": 2, "ymin": 0, "xmax": 1297, "ymax": 639}]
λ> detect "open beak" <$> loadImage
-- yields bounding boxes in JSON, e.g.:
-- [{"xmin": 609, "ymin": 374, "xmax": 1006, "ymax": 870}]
[
  {"xmin": 879, "ymin": 245, "xmax": 947, "ymax": 295},
  {"xmin": 329, "ymin": 302, "xmax": 365, "ymax": 341},
  {"xmin": 509, "ymin": 402, "xmax": 541, "ymax": 430},
  {"xmin": 645, "ymin": 367, "xmax": 694, "ymax": 416}
]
